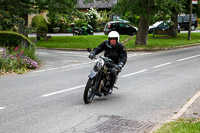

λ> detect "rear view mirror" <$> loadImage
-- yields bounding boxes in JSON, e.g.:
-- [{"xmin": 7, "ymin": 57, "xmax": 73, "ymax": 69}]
[{"xmin": 87, "ymin": 48, "xmax": 91, "ymax": 52}]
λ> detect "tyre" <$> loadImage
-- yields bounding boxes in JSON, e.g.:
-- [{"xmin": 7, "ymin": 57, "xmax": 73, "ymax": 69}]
[
  {"xmin": 83, "ymin": 78, "xmax": 95, "ymax": 104},
  {"xmin": 191, "ymin": 25, "xmax": 195, "ymax": 31},
  {"xmin": 130, "ymin": 31, "xmax": 137, "ymax": 36}
]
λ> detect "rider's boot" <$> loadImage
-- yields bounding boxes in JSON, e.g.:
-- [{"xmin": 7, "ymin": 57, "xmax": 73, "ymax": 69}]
[
  {"xmin": 96, "ymin": 92, "xmax": 102, "ymax": 97},
  {"xmin": 104, "ymin": 86, "xmax": 113, "ymax": 96}
]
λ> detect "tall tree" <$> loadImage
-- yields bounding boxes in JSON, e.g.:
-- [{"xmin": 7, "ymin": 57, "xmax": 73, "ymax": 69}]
[
  {"xmin": 36, "ymin": 0, "xmax": 78, "ymax": 20},
  {"xmin": 0, "ymin": 0, "xmax": 35, "ymax": 36},
  {"xmin": 167, "ymin": 0, "xmax": 185, "ymax": 37},
  {"xmin": 85, "ymin": 0, "xmax": 172, "ymax": 45},
  {"xmin": 112, "ymin": 0, "xmax": 167, "ymax": 45},
  {"xmin": 113, "ymin": 0, "xmax": 188, "ymax": 45},
  {"xmin": 0, "ymin": 0, "xmax": 78, "ymax": 36}
]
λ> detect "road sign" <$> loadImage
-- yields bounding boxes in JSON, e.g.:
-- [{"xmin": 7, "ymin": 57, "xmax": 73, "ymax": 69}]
[{"xmin": 192, "ymin": 0, "xmax": 198, "ymax": 4}]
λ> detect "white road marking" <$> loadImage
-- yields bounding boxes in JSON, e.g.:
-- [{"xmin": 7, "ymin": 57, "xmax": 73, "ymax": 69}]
[
  {"xmin": 177, "ymin": 54, "xmax": 200, "ymax": 62},
  {"xmin": 36, "ymin": 52, "xmax": 48, "ymax": 55},
  {"xmin": 31, "ymin": 62, "xmax": 92, "ymax": 74},
  {"xmin": 121, "ymin": 53, "xmax": 199, "ymax": 78},
  {"xmin": 41, "ymin": 85, "xmax": 86, "ymax": 97},
  {"xmin": 46, "ymin": 68, "xmax": 59, "ymax": 71},
  {"xmin": 54, "ymin": 51, "xmax": 86, "ymax": 54},
  {"xmin": 121, "ymin": 69, "xmax": 148, "ymax": 78},
  {"xmin": 153, "ymin": 62, "xmax": 172, "ymax": 68},
  {"xmin": 0, "ymin": 107, "xmax": 5, "ymax": 110},
  {"xmin": 128, "ymin": 53, "xmax": 151, "ymax": 57},
  {"xmin": 62, "ymin": 54, "xmax": 87, "ymax": 58}
]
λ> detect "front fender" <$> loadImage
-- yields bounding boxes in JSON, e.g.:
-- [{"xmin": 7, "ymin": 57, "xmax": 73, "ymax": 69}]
[{"xmin": 88, "ymin": 71, "xmax": 98, "ymax": 78}]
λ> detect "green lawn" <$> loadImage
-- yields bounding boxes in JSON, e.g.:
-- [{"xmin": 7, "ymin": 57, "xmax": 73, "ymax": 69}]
[
  {"xmin": 154, "ymin": 119, "xmax": 200, "ymax": 133},
  {"xmin": 32, "ymin": 33, "xmax": 200, "ymax": 50},
  {"xmin": 196, "ymin": 25, "xmax": 200, "ymax": 30},
  {"xmin": 33, "ymin": 35, "xmax": 129, "ymax": 49},
  {"xmin": 125, "ymin": 33, "xmax": 200, "ymax": 50}
]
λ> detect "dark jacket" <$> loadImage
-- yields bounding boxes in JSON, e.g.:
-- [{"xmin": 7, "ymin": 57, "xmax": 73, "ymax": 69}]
[{"xmin": 93, "ymin": 40, "xmax": 127, "ymax": 65}]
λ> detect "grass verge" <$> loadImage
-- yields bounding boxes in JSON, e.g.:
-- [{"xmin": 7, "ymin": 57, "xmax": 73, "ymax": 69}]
[
  {"xmin": 154, "ymin": 118, "xmax": 200, "ymax": 133},
  {"xmin": 125, "ymin": 33, "xmax": 200, "ymax": 51},
  {"xmin": 32, "ymin": 33, "xmax": 200, "ymax": 51},
  {"xmin": 33, "ymin": 35, "xmax": 129, "ymax": 49}
]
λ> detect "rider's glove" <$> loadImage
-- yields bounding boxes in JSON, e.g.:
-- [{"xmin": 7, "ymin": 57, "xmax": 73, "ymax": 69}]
[
  {"xmin": 117, "ymin": 62, "xmax": 124, "ymax": 70},
  {"xmin": 89, "ymin": 52, "xmax": 95, "ymax": 59}
]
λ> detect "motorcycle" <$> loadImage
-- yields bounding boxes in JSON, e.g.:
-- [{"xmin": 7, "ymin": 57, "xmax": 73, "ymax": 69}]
[
  {"xmin": 83, "ymin": 48, "xmax": 120, "ymax": 104},
  {"xmin": 81, "ymin": 24, "xmax": 93, "ymax": 35},
  {"xmin": 71, "ymin": 23, "xmax": 93, "ymax": 36},
  {"xmin": 72, "ymin": 27, "xmax": 82, "ymax": 36}
]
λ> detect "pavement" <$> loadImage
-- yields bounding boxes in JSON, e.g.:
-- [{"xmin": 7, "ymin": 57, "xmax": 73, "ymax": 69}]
[
  {"xmin": 28, "ymin": 32, "xmax": 105, "ymax": 37},
  {"xmin": 181, "ymin": 93, "xmax": 200, "ymax": 119},
  {"xmin": 150, "ymin": 91, "xmax": 200, "ymax": 133}
]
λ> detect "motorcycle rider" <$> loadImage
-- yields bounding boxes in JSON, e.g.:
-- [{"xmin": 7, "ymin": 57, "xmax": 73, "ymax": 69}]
[{"xmin": 89, "ymin": 31, "xmax": 127, "ymax": 94}]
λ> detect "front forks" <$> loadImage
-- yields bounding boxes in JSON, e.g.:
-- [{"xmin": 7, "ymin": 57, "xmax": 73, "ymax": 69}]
[{"xmin": 93, "ymin": 72, "xmax": 103, "ymax": 94}]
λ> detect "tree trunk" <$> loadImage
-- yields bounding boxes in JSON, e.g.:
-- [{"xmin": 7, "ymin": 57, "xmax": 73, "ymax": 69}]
[
  {"xmin": 22, "ymin": 14, "xmax": 29, "ymax": 37},
  {"xmin": 135, "ymin": 16, "xmax": 150, "ymax": 45},
  {"xmin": 171, "ymin": 8, "xmax": 178, "ymax": 37}
]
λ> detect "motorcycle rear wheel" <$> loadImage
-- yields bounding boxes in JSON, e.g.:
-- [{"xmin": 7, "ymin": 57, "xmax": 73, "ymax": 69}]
[{"xmin": 83, "ymin": 78, "xmax": 95, "ymax": 104}]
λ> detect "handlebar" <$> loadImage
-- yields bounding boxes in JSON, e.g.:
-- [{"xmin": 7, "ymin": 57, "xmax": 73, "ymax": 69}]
[
  {"xmin": 99, "ymin": 56, "xmax": 121, "ymax": 70},
  {"xmin": 90, "ymin": 55, "xmax": 121, "ymax": 71}
]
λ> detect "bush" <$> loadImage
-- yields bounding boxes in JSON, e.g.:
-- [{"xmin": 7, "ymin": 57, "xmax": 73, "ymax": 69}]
[
  {"xmin": 32, "ymin": 15, "xmax": 48, "ymax": 32},
  {"xmin": 0, "ymin": 31, "xmax": 35, "ymax": 50},
  {"xmin": 0, "ymin": 10, "xmax": 25, "ymax": 31},
  {"xmin": 84, "ymin": 8, "xmax": 101, "ymax": 29},
  {"xmin": 198, "ymin": 18, "xmax": 200, "ymax": 25},
  {"xmin": 74, "ymin": 19, "xmax": 88, "ymax": 28}
]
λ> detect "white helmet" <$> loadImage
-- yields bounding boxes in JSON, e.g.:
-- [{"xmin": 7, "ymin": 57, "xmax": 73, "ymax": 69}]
[{"xmin": 108, "ymin": 31, "xmax": 120, "ymax": 42}]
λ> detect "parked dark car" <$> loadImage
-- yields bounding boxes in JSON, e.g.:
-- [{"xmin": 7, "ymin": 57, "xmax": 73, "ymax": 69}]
[
  {"xmin": 148, "ymin": 21, "xmax": 181, "ymax": 34},
  {"xmin": 178, "ymin": 14, "xmax": 198, "ymax": 31},
  {"xmin": 104, "ymin": 21, "xmax": 138, "ymax": 36}
]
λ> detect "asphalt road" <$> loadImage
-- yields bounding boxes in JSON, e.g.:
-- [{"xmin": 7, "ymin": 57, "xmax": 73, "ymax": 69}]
[{"xmin": 0, "ymin": 46, "xmax": 200, "ymax": 133}]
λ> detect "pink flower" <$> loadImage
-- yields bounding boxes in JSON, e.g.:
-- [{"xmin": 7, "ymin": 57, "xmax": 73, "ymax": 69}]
[{"xmin": 15, "ymin": 47, "xmax": 18, "ymax": 52}]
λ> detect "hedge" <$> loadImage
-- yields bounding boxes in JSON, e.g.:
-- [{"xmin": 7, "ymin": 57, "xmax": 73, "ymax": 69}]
[
  {"xmin": 0, "ymin": 31, "xmax": 35, "ymax": 50},
  {"xmin": 32, "ymin": 15, "xmax": 48, "ymax": 32}
]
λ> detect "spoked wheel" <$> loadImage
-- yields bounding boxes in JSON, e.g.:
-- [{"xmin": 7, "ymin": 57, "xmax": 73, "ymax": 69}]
[{"xmin": 84, "ymin": 78, "xmax": 95, "ymax": 104}]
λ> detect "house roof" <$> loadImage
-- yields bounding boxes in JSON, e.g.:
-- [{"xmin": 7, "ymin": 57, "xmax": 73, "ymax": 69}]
[{"xmin": 77, "ymin": 0, "xmax": 117, "ymax": 9}]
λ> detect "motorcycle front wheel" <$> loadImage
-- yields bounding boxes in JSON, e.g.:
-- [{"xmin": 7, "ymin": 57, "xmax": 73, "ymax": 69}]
[{"xmin": 83, "ymin": 78, "xmax": 95, "ymax": 104}]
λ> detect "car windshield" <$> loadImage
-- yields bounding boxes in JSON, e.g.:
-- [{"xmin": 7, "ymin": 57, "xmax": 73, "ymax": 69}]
[{"xmin": 152, "ymin": 21, "xmax": 162, "ymax": 27}]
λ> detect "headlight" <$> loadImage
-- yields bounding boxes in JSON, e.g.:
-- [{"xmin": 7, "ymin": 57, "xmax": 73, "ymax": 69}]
[{"xmin": 95, "ymin": 58, "xmax": 104, "ymax": 70}]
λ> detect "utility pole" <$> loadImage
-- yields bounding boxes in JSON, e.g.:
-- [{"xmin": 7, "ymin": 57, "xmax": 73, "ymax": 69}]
[{"xmin": 188, "ymin": 0, "xmax": 192, "ymax": 40}]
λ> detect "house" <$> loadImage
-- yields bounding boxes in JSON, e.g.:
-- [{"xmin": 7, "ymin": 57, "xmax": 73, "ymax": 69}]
[{"xmin": 77, "ymin": 0, "xmax": 117, "ymax": 12}]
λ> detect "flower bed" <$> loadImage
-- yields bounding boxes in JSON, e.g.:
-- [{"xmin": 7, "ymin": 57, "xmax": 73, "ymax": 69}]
[{"xmin": 0, "ymin": 46, "xmax": 38, "ymax": 75}]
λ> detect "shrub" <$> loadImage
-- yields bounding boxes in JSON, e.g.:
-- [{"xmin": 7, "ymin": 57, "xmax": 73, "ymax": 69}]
[
  {"xmin": 32, "ymin": 15, "xmax": 48, "ymax": 32},
  {"xmin": 0, "ymin": 31, "xmax": 35, "ymax": 51},
  {"xmin": 0, "ymin": 10, "xmax": 25, "ymax": 31},
  {"xmin": 84, "ymin": 8, "xmax": 102, "ymax": 29},
  {"xmin": 198, "ymin": 18, "xmax": 200, "ymax": 25},
  {"xmin": 74, "ymin": 19, "xmax": 88, "ymax": 28}
]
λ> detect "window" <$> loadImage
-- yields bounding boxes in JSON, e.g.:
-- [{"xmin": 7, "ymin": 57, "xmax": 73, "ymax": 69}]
[{"xmin": 119, "ymin": 23, "xmax": 125, "ymax": 27}]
